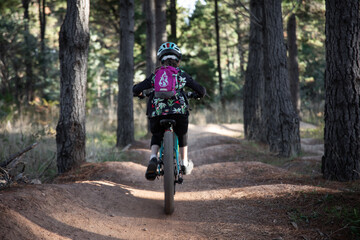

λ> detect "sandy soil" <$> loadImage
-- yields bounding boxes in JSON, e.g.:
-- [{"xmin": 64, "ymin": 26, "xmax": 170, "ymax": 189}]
[{"xmin": 0, "ymin": 123, "xmax": 359, "ymax": 240}]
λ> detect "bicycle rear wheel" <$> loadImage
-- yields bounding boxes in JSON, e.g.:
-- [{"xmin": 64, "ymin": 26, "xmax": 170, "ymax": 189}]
[{"xmin": 163, "ymin": 131, "xmax": 175, "ymax": 215}]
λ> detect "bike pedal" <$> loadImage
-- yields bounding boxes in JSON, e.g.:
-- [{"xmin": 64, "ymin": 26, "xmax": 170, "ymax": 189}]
[{"xmin": 177, "ymin": 177, "xmax": 183, "ymax": 184}]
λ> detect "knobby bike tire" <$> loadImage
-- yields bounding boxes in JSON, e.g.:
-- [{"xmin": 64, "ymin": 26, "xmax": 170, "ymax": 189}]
[{"xmin": 163, "ymin": 131, "xmax": 175, "ymax": 215}]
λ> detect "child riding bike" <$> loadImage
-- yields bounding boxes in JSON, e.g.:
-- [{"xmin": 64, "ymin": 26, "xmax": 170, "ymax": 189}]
[{"xmin": 133, "ymin": 42, "xmax": 206, "ymax": 181}]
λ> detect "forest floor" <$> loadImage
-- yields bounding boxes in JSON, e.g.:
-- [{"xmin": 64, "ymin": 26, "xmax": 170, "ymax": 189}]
[{"xmin": 1, "ymin": 123, "xmax": 360, "ymax": 240}]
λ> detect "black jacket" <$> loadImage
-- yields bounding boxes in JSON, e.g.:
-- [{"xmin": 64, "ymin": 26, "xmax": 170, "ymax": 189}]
[{"xmin": 133, "ymin": 69, "xmax": 206, "ymax": 117}]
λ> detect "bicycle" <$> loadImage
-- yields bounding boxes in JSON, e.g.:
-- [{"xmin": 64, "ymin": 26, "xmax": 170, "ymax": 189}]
[
  {"xmin": 159, "ymin": 118, "xmax": 183, "ymax": 214},
  {"xmin": 135, "ymin": 91, "xmax": 199, "ymax": 214}
]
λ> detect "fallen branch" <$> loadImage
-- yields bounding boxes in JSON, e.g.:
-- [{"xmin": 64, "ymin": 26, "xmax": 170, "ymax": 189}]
[
  {"xmin": 122, "ymin": 144, "xmax": 132, "ymax": 152},
  {"xmin": 0, "ymin": 166, "xmax": 10, "ymax": 189},
  {"xmin": 38, "ymin": 157, "xmax": 55, "ymax": 179},
  {"xmin": 0, "ymin": 142, "xmax": 39, "ymax": 168},
  {"xmin": 329, "ymin": 223, "xmax": 350, "ymax": 237}
]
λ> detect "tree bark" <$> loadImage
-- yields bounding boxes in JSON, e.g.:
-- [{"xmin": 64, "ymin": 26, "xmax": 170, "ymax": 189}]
[
  {"xmin": 214, "ymin": 0, "xmax": 223, "ymax": 100},
  {"xmin": 323, "ymin": 0, "xmax": 360, "ymax": 181},
  {"xmin": 235, "ymin": 9, "xmax": 245, "ymax": 79},
  {"xmin": 155, "ymin": 0, "xmax": 167, "ymax": 49},
  {"xmin": 22, "ymin": 0, "xmax": 34, "ymax": 103},
  {"xmin": 169, "ymin": 0, "xmax": 177, "ymax": 42},
  {"xmin": 117, "ymin": 0, "xmax": 135, "ymax": 147},
  {"xmin": 243, "ymin": 0, "xmax": 266, "ymax": 142},
  {"xmin": 145, "ymin": 0, "xmax": 156, "ymax": 76},
  {"xmin": 287, "ymin": 14, "xmax": 300, "ymax": 117},
  {"xmin": 38, "ymin": 0, "xmax": 47, "ymax": 83},
  {"xmin": 56, "ymin": 0, "xmax": 90, "ymax": 174},
  {"xmin": 262, "ymin": 0, "xmax": 300, "ymax": 157}
]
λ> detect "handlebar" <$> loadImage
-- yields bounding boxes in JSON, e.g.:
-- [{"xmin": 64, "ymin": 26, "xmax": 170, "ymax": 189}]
[
  {"xmin": 134, "ymin": 90, "xmax": 200, "ymax": 100},
  {"xmin": 185, "ymin": 91, "xmax": 201, "ymax": 100}
]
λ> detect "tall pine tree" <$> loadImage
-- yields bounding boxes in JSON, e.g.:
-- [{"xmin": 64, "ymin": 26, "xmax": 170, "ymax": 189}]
[
  {"xmin": 322, "ymin": 0, "xmax": 360, "ymax": 181},
  {"xmin": 262, "ymin": 0, "xmax": 300, "ymax": 157},
  {"xmin": 116, "ymin": 0, "xmax": 135, "ymax": 147},
  {"xmin": 56, "ymin": 0, "xmax": 90, "ymax": 173},
  {"xmin": 243, "ymin": 0, "xmax": 266, "ymax": 142}
]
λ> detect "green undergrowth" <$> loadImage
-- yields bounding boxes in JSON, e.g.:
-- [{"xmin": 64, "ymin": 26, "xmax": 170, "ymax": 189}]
[
  {"xmin": 0, "ymin": 102, "xmax": 325, "ymax": 183},
  {"xmin": 300, "ymin": 125, "xmax": 324, "ymax": 140},
  {"xmin": 0, "ymin": 122, "xmax": 58, "ymax": 183},
  {"xmin": 238, "ymin": 130, "xmax": 359, "ymax": 239},
  {"xmin": 327, "ymin": 206, "xmax": 360, "ymax": 238},
  {"xmin": 240, "ymin": 137, "xmax": 359, "ymax": 239},
  {"xmin": 237, "ymin": 140, "xmax": 302, "ymax": 167},
  {"xmin": 286, "ymin": 192, "xmax": 360, "ymax": 239}
]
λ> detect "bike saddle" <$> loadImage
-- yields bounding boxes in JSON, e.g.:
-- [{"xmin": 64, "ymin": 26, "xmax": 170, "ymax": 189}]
[{"xmin": 160, "ymin": 119, "xmax": 176, "ymax": 127}]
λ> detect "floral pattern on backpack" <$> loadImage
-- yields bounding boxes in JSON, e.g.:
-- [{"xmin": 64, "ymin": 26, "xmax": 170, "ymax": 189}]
[{"xmin": 151, "ymin": 69, "xmax": 188, "ymax": 117}]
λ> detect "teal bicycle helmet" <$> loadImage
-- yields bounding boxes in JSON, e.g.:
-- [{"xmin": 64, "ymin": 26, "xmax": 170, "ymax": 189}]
[{"xmin": 157, "ymin": 42, "xmax": 182, "ymax": 61}]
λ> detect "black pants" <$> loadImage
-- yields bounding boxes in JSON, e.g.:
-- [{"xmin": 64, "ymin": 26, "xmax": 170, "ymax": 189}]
[{"xmin": 149, "ymin": 114, "xmax": 188, "ymax": 147}]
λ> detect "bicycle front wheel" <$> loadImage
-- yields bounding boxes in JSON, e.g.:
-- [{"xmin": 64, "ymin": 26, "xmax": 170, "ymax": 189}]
[{"xmin": 163, "ymin": 131, "xmax": 175, "ymax": 215}]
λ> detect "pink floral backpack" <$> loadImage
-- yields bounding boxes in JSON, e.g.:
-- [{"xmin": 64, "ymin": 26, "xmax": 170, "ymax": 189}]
[{"xmin": 153, "ymin": 66, "xmax": 179, "ymax": 99}]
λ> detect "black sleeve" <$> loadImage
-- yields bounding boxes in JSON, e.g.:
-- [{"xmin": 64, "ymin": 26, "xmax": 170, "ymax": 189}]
[
  {"xmin": 133, "ymin": 74, "xmax": 154, "ymax": 96},
  {"xmin": 184, "ymin": 72, "xmax": 206, "ymax": 98}
]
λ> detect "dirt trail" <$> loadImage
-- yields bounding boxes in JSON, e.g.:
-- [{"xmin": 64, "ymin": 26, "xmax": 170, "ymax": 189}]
[{"xmin": 0, "ymin": 123, "xmax": 357, "ymax": 239}]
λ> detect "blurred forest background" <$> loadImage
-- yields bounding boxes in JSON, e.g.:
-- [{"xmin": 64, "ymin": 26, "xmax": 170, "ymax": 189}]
[{"xmin": 0, "ymin": 0, "xmax": 325, "ymax": 181}]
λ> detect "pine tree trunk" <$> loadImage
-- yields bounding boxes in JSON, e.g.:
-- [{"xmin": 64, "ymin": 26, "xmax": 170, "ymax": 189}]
[
  {"xmin": 170, "ymin": 0, "xmax": 177, "ymax": 42},
  {"xmin": 235, "ymin": 11, "xmax": 245, "ymax": 79},
  {"xmin": 243, "ymin": 0, "xmax": 266, "ymax": 142},
  {"xmin": 22, "ymin": 0, "xmax": 34, "ymax": 103},
  {"xmin": 108, "ymin": 76, "xmax": 114, "ymax": 121},
  {"xmin": 117, "ymin": 0, "xmax": 135, "ymax": 147},
  {"xmin": 214, "ymin": 0, "xmax": 223, "ymax": 99},
  {"xmin": 323, "ymin": 0, "xmax": 360, "ymax": 181},
  {"xmin": 145, "ymin": 0, "xmax": 156, "ymax": 76},
  {"xmin": 38, "ymin": 0, "xmax": 47, "ymax": 83},
  {"xmin": 262, "ymin": 0, "xmax": 300, "ymax": 157},
  {"xmin": 155, "ymin": 0, "xmax": 167, "ymax": 49},
  {"xmin": 287, "ymin": 14, "xmax": 300, "ymax": 117},
  {"xmin": 56, "ymin": 0, "xmax": 90, "ymax": 174}
]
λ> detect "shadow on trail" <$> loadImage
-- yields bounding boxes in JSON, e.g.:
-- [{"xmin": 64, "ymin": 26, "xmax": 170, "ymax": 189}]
[
  {"xmin": 67, "ymin": 160, "xmax": 322, "ymax": 192},
  {"xmin": 0, "ymin": 184, "xmax": 130, "ymax": 240},
  {"xmin": 1, "ymin": 206, "xmax": 121, "ymax": 240}
]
